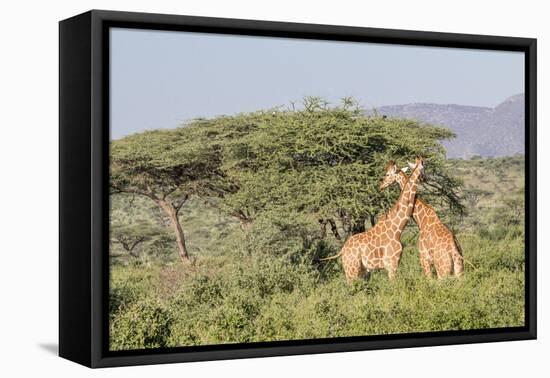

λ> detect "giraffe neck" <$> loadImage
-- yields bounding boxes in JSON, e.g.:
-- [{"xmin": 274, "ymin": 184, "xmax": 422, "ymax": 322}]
[
  {"xmin": 396, "ymin": 171, "xmax": 436, "ymax": 229},
  {"xmin": 391, "ymin": 165, "xmax": 421, "ymax": 231}
]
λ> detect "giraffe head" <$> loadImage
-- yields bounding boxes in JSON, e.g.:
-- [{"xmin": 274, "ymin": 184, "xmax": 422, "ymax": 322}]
[
  {"xmin": 379, "ymin": 161, "xmax": 410, "ymax": 190},
  {"xmin": 408, "ymin": 156, "xmax": 425, "ymax": 178}
]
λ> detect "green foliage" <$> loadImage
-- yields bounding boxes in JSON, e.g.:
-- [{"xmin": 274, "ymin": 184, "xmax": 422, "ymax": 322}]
[
  {"xmin": 109, "ymin": 265, "xmax": 155, "ymax": 320},
  {"xmin": 109, "ymin": 224, "xmax": 524, "ymax": 349},
  {"xmin": 448, "ymin": 155, "xmax": 525, "ymax": 233},
  {"xmin": 109, "ymin": 155, "xmax": 526, "ymax": 350},
  {"xmin": 109, "ymin": 195, "xmax": 174, "ymax": 263},
  {"xmin": 110, "ymin": 123, "xmax": 238, "ymax": 262},
  {"xmin": 110, "ymin": 299, "xmax": 172, "ymax": 350},
  {"xmin": 110, "ymin": 126, "xmax": 228, "ymax": 201},
  {"xmin": 194, "ymin": 98, "xmax": 462, "ymax": 232},
  {"xmin": 110, "ymin": 99, "xmax": 463, "ymax": 263}
]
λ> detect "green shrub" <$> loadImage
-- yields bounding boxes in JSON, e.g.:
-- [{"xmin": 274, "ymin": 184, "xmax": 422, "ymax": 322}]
[
  {"xmin": 109, "ymin": 265, "xmax": 155, "ymax": 315},
  {"xmin": 110, "ymin": 299, "xmax": 173, "ymax": 350},
  {"xmin": 108, "ymin": 156, "xmax": 526, "ymax": 350}
]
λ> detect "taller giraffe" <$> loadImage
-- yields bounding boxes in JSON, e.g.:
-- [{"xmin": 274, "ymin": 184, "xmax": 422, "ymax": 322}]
[
  {"xmin": 321, "ymin": 157, "xmax": 424, "ymax": 282},
  {"xmin": 379, "ymin": 162, "xmax": 464, "ymax": 278}
]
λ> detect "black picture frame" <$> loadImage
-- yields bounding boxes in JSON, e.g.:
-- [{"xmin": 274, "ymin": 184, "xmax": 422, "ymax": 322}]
[{"xmin": 59, "ymin": 9, "xmax": 537, "ymax": 368}]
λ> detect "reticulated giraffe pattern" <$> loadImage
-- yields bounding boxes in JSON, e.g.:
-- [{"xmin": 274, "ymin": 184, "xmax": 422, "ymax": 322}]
[
  {"xmin": 380, "ymin": 162, "xmax": 464, "ymax": 279},
  {"xmin": 321, "ymin": 157, "xmax": 424, "ymax": 282}
]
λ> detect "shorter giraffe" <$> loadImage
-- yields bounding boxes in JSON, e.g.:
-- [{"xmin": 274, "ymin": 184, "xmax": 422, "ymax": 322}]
[
  {"xmin": 379, "ymin": 162, "xmax": 464, "ymax": 279},
  {"xmin": 321, "ymin": 157, "xmax": 424, "ymax": 282}
]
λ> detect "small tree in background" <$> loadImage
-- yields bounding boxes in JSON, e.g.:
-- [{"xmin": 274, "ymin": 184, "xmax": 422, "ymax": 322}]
[{"xmin": 110, "ymin": 223, "xmax": 154, "ymax": 259}]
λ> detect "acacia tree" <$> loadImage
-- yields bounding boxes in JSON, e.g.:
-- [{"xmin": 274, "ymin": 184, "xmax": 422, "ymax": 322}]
[
  {"xmin": 110, "ymin": 127, "xmax": 228, "ymax": 263},
  {"xmin": 111, "ymin": 97, "xmax": 465, "ymax": 263},
  {"xmin": 110, "ymin": 222, "xmax": 157, "ymax": 258},
  {"xmin": 202, "ymin": 97, "xmax": 464, "ymax": 241}
]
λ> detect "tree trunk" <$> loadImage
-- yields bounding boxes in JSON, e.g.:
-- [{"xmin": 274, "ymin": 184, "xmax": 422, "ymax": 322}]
[
  {"xmin": 351, "ymin": 217, "xmax": 366, "ymax": 234},
  {"xmin": 319, "ymin": 219, "xmax": 328, "ymax": 239},
  {"xmin": 158, "ymin": 200, "xmax": 190, "ymax": 264},
  {"xmin": 328, "ymin": 219, "xmax": 341, "ymax": 240},
  {"xmin": 369, "ymin": 214, "xmax": 376, "ymax": 228}
]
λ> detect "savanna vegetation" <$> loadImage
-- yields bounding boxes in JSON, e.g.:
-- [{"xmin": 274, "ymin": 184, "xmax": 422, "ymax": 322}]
[{"xmin": 109, "ymin": 98, "xmax": 525, "ymax": 350}]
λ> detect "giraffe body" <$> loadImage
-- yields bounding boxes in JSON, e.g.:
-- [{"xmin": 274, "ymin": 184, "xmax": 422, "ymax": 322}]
[
  {"xmin": 325, "ymin": 158, "xmax": 424, "ymax": 282},
  {"xmin": 381, "ymin": 166, "xmax": 464, "ymax": 279},
  {"xmin": 340, "ymin": 215, "xmax": 405, "ymax": 281}
]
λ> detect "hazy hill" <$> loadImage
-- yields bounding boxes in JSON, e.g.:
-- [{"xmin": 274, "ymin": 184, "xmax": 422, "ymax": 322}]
[{"xmin": 374, "ymin": 94, "xmax": 524, "ymax": 158}]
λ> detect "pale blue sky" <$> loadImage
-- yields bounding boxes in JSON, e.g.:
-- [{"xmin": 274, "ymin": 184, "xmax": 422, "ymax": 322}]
[{"xmin": 110, "ymin": 28, "xmax": 524, "ymax": 139}]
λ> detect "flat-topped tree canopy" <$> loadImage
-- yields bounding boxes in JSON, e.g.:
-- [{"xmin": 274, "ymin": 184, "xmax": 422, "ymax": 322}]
[
  {"xmin": 110, "ymin": 97, "xmax": 465, "ymax": 262},
  {"xmin": 110, "ymin": 126, "xmax": 231, "ymax": 263},
  {"xmin": 199, "ymin": 98, "xmax": 464, "ymax": 236}
]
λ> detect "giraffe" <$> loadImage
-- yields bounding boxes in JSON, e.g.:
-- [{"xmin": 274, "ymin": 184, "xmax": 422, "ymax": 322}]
[
  {"xmin": 379, "ymin": 162, "xmax": 464, "ymax": 279},
  {"xmin": 320, "ymin": 157, "xmax": 424, "ymax": 282}
]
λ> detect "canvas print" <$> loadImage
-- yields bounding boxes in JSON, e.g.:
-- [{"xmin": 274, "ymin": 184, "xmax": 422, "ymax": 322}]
[{"xmin": 108, "ymin": 28, "xmax": 526, "ymax": 351}]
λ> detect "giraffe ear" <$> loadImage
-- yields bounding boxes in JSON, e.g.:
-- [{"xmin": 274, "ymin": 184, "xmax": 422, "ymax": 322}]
[
  {"xmin": 407, "ymin": 161, "xmax": 416, "ymax": 169},
  {"xmin": 401, "ymin": 167, "xmax": 409, "ymax": 173}
]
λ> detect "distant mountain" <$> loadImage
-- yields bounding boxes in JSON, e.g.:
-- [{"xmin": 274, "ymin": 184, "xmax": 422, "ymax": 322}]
[{"xmin": 373, "ymin": 94, "xmax": 524, "ymax": 158}]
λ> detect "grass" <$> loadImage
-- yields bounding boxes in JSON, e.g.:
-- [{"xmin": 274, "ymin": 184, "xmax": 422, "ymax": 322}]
[{"xmin": 109, "ymin": 155, "xmax": 525, "ymax": 350}]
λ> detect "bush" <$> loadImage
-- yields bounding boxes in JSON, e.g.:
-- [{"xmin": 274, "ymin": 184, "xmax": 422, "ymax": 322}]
[
  {"xmin": 110, "ymin": 225, "xmax": 525, "ymax": 350},
  {"xmin": 109, "ymin": 265, "xmax": 155, "ymax": 315},
  {"xmin": 110, "ymin": 299, "xmax": 173, "ymax": 350},
  {"xmin": 108, "ymin": 156, "xmax": 526, "ymax": 350}
]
